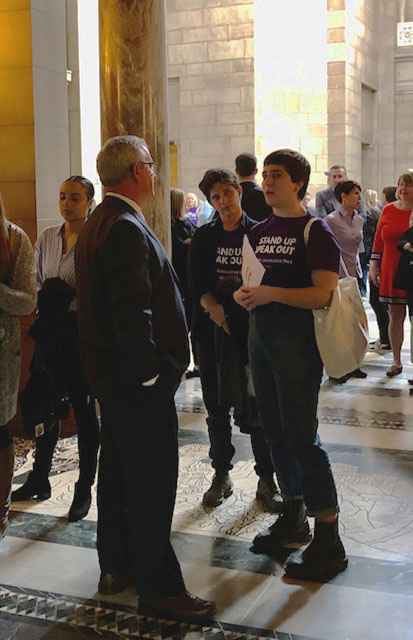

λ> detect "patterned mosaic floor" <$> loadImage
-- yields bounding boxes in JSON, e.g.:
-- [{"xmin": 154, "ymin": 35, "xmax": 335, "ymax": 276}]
[{"xmin": 2, "ymin": 309, "xmax": 413, "ymax": 639}]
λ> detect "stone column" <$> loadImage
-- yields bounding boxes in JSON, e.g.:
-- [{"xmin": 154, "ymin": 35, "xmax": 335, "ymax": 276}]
[{"xmin": 99, "ymin": 0, "xmax": 171, "ymax": 252}]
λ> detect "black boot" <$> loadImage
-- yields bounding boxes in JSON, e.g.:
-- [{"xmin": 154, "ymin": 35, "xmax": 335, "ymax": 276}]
[
  {"xmin": 11, "ymin": 425, "xmax": 58, "ymax": 502},
  {"xmin": 11, "ymin": 471, "xmax": 51, "ymax": 501},
  {"xmin": 285, "ymin": 518, "xmax": 348, "ymax": 582},
  {"xmin": 202, "ymin": 473, "xmax": 233, "ymax": 507},
  {"xmin": 255, "ymin": 476, "xmax": 283, "ymax": 513},
  {"xmin": 252, "ymin": 499, "xmax": 311, "ymax": 554},
  {"xmin": 68, "ymin": 481, "xmax": 92, "ymax": 522}
]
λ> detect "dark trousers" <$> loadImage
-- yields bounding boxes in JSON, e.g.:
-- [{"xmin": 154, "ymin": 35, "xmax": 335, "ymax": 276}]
[
  {"xmin": 369, "ymin": 280, "xmax": 389, "ymax": 345},
  {"xmin": 97, "ymin": 383, "xmax": 185, "ymax": 597},
  {"xmin": 33, "ymin": 373, "xmax": 100, "ymax": 488},
  {"xmin": 358, "ymin": 253, "xmax": 368, "ymax": 297},
  {"xmin": 0, "ymin": 426, "xmax": 12, "ymax": 449},
  {"xmin": 196, "ymin": 327, "xmax": 273, "ymax": 478},
  {"xmin": 249, "ymin": 308, "xmax": 338, "ymax": 517}
]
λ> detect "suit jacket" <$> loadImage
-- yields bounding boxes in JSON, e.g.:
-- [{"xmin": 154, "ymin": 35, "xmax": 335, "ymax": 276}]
[
  {"xmin": 240, "ymin": 181, "xmax": 272, "ymax": 222},
  {"xmin": 75, "ymin": 196, "xmax": 189, "ymax": 396},
  {"xmin": 316, "ymin": 186, "xmax": 366, "ymax": 220},
  {"xmin": 315, "ymin": 187, "xmax": 340, "ymax": 218}
]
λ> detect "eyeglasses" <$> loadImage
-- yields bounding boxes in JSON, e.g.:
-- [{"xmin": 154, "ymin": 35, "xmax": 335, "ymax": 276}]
[{"xmin": 141, "ymin": 161, "xmax": 157, "ymax": 175}]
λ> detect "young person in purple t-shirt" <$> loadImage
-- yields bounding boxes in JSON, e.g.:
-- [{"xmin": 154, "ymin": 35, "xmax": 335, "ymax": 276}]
[
  {"xmin": 234, "ymin": 149, "xmax": 348, "ymax": 582},
  {"xmin": 190, "ymin": 169, "xmax": 280, "ymax": 512}
]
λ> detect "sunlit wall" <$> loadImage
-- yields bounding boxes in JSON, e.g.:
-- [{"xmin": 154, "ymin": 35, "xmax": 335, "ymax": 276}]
[
  {"xmin": 0, "ymin": 0, "xmax": 36, "ymax": 240},
  {"xmin": 254, "ymin": 0, "xmax": 328, "ymax": 191}
]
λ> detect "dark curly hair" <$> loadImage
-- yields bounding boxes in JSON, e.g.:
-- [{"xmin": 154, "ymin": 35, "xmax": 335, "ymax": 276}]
[{"xmin": 198, "ymin": 169, "xmax": 240, "ymax": 204}]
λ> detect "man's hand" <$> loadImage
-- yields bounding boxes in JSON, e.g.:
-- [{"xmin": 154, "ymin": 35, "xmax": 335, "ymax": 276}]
[
  {"xmin": 200, "ymin": 293, "xmax": 230, "ymax": 332},
  {"xmin": 234, "ymin": 286, "xmax": 275, "ymax": 311},
  {"xmin": 208, "ymin": 302, "xmax": 226, "ymax": 326}
]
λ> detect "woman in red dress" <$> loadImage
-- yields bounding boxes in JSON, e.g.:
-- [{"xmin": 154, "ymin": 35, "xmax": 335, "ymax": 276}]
[{"xmin": 370, "ymin": 172, "xmax": 413, "ymax": 376}]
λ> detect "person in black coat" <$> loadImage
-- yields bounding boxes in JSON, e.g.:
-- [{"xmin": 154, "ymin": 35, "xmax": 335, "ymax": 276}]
[
  {"xmin": 75, "ymin": 135, "xmax": 215, "ymax": 621},
  {"xmin": 190, "ymin": 168, "xmax": 280, "ymax": 511},
  {"xmin": 170, "ymin": 188, "xmax": 198, "ymax": 376},
  {"xmin": 235, "ymin": 153, "xmax": 272, "ymax": 222}
]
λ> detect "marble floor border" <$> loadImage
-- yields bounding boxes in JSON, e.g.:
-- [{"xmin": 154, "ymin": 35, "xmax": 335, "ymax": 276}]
[
  {"xmin": 0, "ymin": 583, "xmax": 315, "ymax": 640},
  {"xmin": 5, "ymin": 513, "xmax": 413, "ymax": 597}
]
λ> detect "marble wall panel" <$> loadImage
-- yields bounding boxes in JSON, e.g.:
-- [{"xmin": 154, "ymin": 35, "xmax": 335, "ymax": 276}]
[{"xmin": 0, "ymin": 5, "xmax": 36, "ymax": 241}]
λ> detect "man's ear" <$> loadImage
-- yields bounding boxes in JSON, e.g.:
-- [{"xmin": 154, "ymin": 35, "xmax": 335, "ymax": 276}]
[{"xmin": 130, "ymin": 161, "xmax": 141, "ymax": 182}]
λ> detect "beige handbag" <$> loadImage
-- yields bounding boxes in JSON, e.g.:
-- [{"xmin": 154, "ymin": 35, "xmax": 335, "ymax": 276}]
[{"xmin": 304, "ymin": 218, "xmax": 369, "ymax": 378}]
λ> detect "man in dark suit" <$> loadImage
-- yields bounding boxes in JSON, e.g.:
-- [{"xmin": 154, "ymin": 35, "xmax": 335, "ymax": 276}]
[
  {"xmin": 315, "ymin": 164, "xmax": 346, "ymax": 218},
  {"xmin": 75, "ymin": 135, "xmax": 215, "ymax": 620},
  {"xmin": 315, "ymin": 164, "xmax": 367, "ymax": 219},
  {"xmin": 235, "ymin": 153, "xmax": 272, "ymax": 222}
]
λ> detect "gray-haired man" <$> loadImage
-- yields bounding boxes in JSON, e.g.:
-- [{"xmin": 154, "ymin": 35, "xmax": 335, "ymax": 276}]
[{"xmin": 75, "ymin": 135, "xmax": 215, "ymax": 621}]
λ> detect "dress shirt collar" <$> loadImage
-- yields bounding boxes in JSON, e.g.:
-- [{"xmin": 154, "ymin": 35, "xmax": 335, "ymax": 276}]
[
  {"xmin": 105, "ymin": 192, "xmax": 145, "ymax": 220},
  {"xmin": 338, "ymin": 205, "xmax": 356, "ymax": 220}
]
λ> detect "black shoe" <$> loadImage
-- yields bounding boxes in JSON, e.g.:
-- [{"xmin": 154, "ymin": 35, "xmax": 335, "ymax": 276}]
[
  {"xmin": 285, "ymin": 518, "xmax": 348, "ymax": 582},
  {"xmin": 11, "ymin": 472, "xmax": 51, "ymax": 502},
  {"xmin": 202, "ymin": 473, "xmax": 233, "ymax": 507},
  {"xmin": 68, "ymin": 482, "xmax": 92, "ymax": 522},
  {"xmin": 139, "ymin": 591, "xmax": 216, "ymax": 622},
  {"xmin": 349, "ymin": 368, "xmax": 367, "ymax": 379},
  {"xmin": 252, "ymin": 500, "xmax": 311, "ymax": 554},
  {"xmin": 256, "ymin": 477, "xmax": 283, "ymax": 513},
  {"xmin": 98, "ymin": 573, "xmax": 134, "ymax": 595},
  {"xmin": 186, "ymin": 368, "xmax": 200, "ymax": 379},
  {"xmin": 329, "ymin": 374, "xmax": 350, "ymax": 384}
]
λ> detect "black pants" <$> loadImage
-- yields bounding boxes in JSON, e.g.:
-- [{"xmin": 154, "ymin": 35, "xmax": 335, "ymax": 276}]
[
  {"xmin": 32, "ymin": 370, "xmax": 100, "ymax": 488},
  {"xmin": 196, "ymin": 327, "xmax": 274, "ymax": 478},
  {"xmin": 249, "ymin": 308, "xmax": 338, "ymax": 517},
  {"xmin": 369, "ymin": 281, "xmax": 389, "ymax": 345},
  {"xmin": 97, "ymin": 382, "xmax": 185, "ymax": 597},
  {"xmin": 0, "ymin": 426, "xmax": 12, "ymax": 449}
]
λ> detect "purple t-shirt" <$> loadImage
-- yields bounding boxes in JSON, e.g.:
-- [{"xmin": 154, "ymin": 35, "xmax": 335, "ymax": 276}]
[
  {"xmin": 248, "ymin": 213, "xmax": 339, "ymax": 289},
  {"xmin": 214, "ymin": 227, "xmax": 243, "ymax": 300}
]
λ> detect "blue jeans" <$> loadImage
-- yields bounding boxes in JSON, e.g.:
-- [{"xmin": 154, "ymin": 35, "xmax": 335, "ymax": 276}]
[{"xmin": 249, "ymin": 306, "xmax": 338, "ymax": 517}]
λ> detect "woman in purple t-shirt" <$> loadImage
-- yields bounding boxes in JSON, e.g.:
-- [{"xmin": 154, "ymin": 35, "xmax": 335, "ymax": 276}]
[{"xmin": 234, "ymin": 149, "xmax": 347, "ymax": 583}]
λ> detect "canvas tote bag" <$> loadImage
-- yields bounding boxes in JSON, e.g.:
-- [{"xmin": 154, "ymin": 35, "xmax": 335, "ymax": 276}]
[{"xmin": 304, "ymin": 217, "xmax": 369, "ymax": 378}]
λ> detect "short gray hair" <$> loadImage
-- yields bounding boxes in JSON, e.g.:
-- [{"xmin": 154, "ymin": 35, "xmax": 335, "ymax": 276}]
[{"xmin": 97, "ymin": 135, "xmax": 148, "ymax": 187}]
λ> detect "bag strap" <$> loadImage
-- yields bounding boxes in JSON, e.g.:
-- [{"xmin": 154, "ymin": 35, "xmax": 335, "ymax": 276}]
[
  {"xmin": 303, "ymin": 217, "xmax": 317, "ymax": 247},
  {"xmin": 303, "ymin": 216, "xmax": 349, "ymax": 277}
]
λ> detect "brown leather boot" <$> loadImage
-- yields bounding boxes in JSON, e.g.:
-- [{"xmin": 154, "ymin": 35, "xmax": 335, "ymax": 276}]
[{"xmin": 0, "ymin": 442, "xmax": 15, "ymax": 540}]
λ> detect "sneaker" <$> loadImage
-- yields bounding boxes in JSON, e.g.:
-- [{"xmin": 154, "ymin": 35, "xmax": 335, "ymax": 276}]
[
  {"xmin": 202, "ymin": 473, "xmax": 233, "ymax": 508},
  {"xmin": 256, "ymin": 477, "xmax": 283, "ymax": 513},
  {"xmin": 252, "ymin": 500, "xmax": 311, "ymax": 554},
  {"xmin": 285, "ymin": 518, "xmax": 348, "ymax": 582},
  {"xmin": 11, "ymin": 472, "xmax": 51, "ymax": 502},
  {"xmin": 369, "ymin": 339, "xmax": 391, "ymax": 355}
]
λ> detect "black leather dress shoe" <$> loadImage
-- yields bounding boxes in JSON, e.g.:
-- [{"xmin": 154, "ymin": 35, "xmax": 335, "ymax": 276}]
[
  {"xmin": 98, "ymin": 573, "xmax": 134, "ymax": 595},
  {"xmin": 68, "ymin": 482, "xmax": 92, "ymax": 522},
  {"xmin": 11, "ymin": 473, "xmax": 51, "ymax": 502},
  {"xmin": 139, "ymin": 591, "xmax": 216, "ymax": 622}
]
